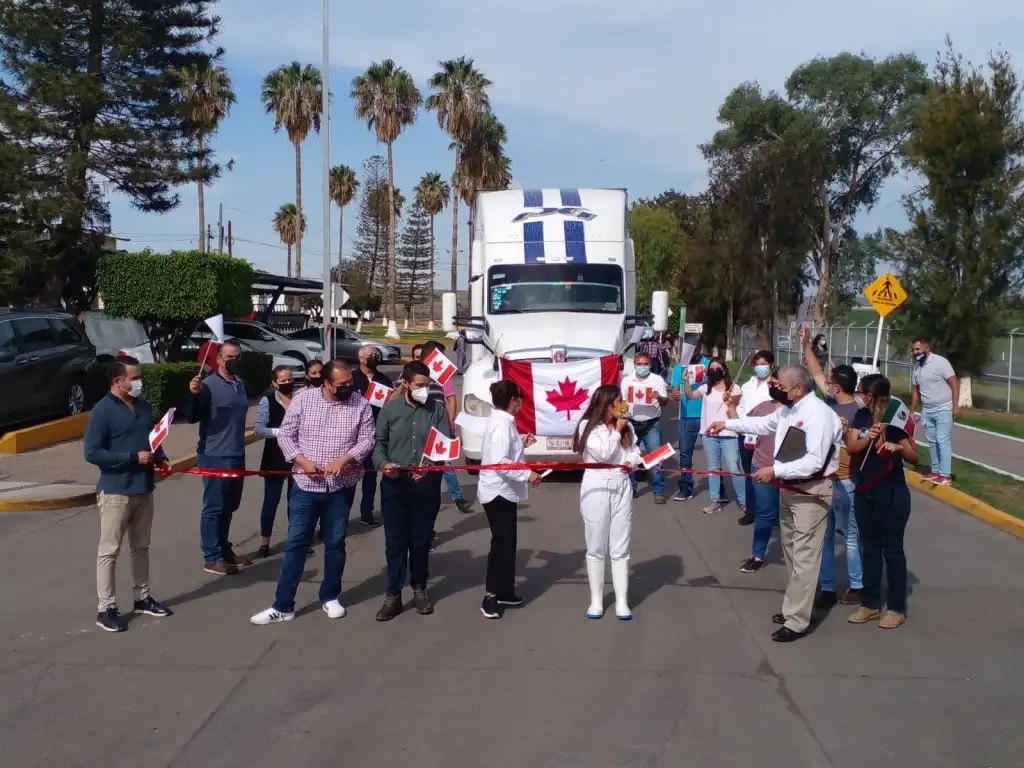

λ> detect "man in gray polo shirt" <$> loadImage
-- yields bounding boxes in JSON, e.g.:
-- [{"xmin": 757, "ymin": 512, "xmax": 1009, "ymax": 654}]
[{"xmin": 909, "ymin": 336, "xmax": 959, "ymax": 486}]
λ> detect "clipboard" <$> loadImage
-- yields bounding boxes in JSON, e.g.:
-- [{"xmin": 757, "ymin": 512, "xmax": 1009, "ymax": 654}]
[{"xmin": 775, "ymin": 426, "xmax": 808, "ymax": 464}]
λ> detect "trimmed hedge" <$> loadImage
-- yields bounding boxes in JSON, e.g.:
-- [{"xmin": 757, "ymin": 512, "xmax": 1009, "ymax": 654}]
[{"xmin": 142, "ymin": 352, "xmax": 274, "ymax": 416}]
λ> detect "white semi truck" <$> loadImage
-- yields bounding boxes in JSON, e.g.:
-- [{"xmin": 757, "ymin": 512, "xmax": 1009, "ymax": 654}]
[{"xmin": 440, "ymin": 187, "xmax": 668, "ymax": 470}]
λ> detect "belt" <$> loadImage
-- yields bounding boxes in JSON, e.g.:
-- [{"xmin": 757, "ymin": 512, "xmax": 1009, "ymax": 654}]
[{"xmin": 789, "ymin": 474, "xmax": 836, "ymax": 485}]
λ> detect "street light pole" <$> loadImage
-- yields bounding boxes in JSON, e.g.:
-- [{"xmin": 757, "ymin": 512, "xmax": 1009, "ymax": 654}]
[{"xmin": 320, "ymin": 0, "xmax": 332, "ymax": 362}]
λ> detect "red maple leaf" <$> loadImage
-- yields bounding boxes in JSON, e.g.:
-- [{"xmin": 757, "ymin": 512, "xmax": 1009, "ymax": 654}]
[{"xmin": 545, "ymin": 377, "xmax": 589, "ymax": 420}]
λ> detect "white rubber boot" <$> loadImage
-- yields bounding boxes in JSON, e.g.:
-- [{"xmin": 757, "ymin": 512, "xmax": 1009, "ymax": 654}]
[
  {"xmin": 611, "ymin": 558, "xmax": 631, "ymax": 620},
  {"xmin": 586, "ymin": 558, "xmax": 605, "ymax": 619}
]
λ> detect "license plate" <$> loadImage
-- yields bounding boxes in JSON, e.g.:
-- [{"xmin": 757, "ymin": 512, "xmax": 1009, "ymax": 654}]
[{"xmin": 546, "ymin": 437, "xmax": 572, "ymax": 451}]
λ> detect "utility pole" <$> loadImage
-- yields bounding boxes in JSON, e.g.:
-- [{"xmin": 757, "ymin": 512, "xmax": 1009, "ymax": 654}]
[
  {"xmin": 218, "ymin": 203, "xmax": 224, "ymax": 253},
  {"xmin": 319, "ymin": 0, "xmax": 332, "ymax": 361},
  {"xmin": 227, "ymin": 221, "xmax": 233, "ymax": 257},
  {"xmin": 206, "ymin": 224, "xmax": 214, "ymax": 252}
]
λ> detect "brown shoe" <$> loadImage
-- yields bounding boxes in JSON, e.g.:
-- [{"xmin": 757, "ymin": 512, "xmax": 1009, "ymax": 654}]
[
  {"xmin": 878, "ymin": 610, "xmax": 906, "ymax": 629},
  {"xmin": 847, "ymin": 606, "xmax": 881, "ymax": 624},
  {"xmin": 223, "ymin": 547, "xmax": 252, "ymax": 568},
  {"xmin": 375, "ymin": 594, "xmax": 403, "ymax": 622},
  {"xmin": 413, "ymin": 586, "xmax": 433, "ymax": 615},
  {"xmin": 840, "ymin": 588, "xmax": 862, "ymax": 605},
  {"xmin": 203, "ymin": 560, "xmax": 239, "ymax": 576}
]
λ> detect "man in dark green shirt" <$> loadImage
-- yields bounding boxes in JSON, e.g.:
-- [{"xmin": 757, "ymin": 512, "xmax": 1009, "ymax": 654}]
[{"xmin": 373, "ymin": 360, "xmax": 451, "ymax": 621}]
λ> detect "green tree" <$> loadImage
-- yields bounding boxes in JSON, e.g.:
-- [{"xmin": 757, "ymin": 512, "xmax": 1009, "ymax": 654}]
[
  {"xmin": 329, "ymin": 164, "xmax": 359, "ymax": 272},
  {"xmin": 351, "ymin": 155, "xmax": 388, "ymax": 294},
  {"xmin": 453, "ymin": 110, "xmax": 512, "ymax": 240},
  {"xmin": 272, "ymin": 203, "xmax": 306, "ymax": 278},
  {"xmin": 396, "ymin": 200, "xmax": 434, "ymax": 322},
  {"xmin": 629, "ymin": 205, "xmax": 681, "ymax": 313},
  {"xmin": 351, "ymin": 59, "xmax": 422, "ymax": 339},
  {"xmin": 0, "ymin": 0, "xmax": 221, "ymax": 306},
  {"xmin": 175, "ymin": 62, "xmax": 236, "ymax": 252},
  {"xmin": 415, "ymin": 172, "xmax": 451, "ymax": 325},
  {"xmin": 426, "ymin": 57, "xmax": 493, "ymax": 291},
  {"xmin": 261, "ymin": 62, "xmax": 323, "ymax": 278},
  {"xmin": 889, "ymin": 42, "xmax": 1024, "ymax": 407}
]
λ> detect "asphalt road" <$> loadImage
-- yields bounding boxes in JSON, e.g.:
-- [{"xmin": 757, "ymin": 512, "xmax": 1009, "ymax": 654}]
[{"xmin": 1, "ymin": 431, "xmax": 1022, "ymax": 766}]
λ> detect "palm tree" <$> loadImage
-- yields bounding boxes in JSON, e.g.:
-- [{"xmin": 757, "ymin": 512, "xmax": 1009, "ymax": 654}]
[
  {"xmin": 426, "ymin": 57, "xmax": 492, "ymax": 292},
  {"xmin": 175, "ymin": 63, "xmax": 236, "ymax": 252},
  {"xmin": 415, "ymin": 172, "xmax": 450, "ymax": 327},
  {"xmin": 272, "ymin": 203, "xmax": 306, "ymax": 277},
  {"xmin": 328, "ymin": 164, "xmax": 359, "ymax": 273},
  {"xmin": 351, "ymin": 60, "xmax": 422, "ymax": 339},
  {"xmin": 261, "ymin": 62, "xmax": 323, "ymax": 278},
  {"xmin": 453, "ymin": 111, "xmax": 512, "ymax": 238}
]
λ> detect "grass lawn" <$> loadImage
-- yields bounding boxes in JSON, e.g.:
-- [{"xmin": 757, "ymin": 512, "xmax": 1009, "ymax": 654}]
[
  {"xmin": 356, "ymin": 325, "xmax": 450, "ymax": 346},
  {"xmin": 913, "ymin": 445, "xmax": 1024, "ymax": 520},
  {"xmin": 952, "ymin": 410, "xmax": 1024, "ymax": 440}
]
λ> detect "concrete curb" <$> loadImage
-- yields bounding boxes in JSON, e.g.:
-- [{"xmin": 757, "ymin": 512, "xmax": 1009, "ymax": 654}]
[
  {"xmin": 0, "ymin": 413, "xmax": 89, "ymax": 454},
  {"xmin": 0, "ymin": 430, "xmax": 259, "ymax": 513},
  {"xmin": 906, "ymin": 469, "xmax": 1024, "ymax": 541}
]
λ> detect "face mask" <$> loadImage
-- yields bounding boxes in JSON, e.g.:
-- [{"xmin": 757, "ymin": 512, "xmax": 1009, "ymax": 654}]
[
  {"xmin": 332, "ymin": 384, "xmax": 353, "ymax": 401},
  {"xmin": 634, "ymin": 365, "xmax": 650, "ymax": 378},
  {"xmin": 124, "ymin": 380, "xmax": 142, "ymax": 398},
  {"xmin": 410, "ymin": 387, "xmax": 429, "ymax": 404},
  {"xmin": 707, "ymin": 368, "xmax": 725, "ymax": 383},
  {"xmin": 277, "ymin": 382, "xmax": 294, "ymax": 395},
  {"xmin": 223, "ymin": 358, "xmax": 240, "ymax": 375},
  {"xmin": 856, "ymin": 396, "xmax": 866, "ymax": 409},
  {"xmin": 753, "ymin": 364, "xmax": 770, "ymax": 379},
  {"xmin": 364, "ymin": 356, "xmax": 380, "ymax": 370},
  {"xmin": 913, "ymin": 352, "xmax": 927, "ymax": 364},
  {"xmin": 308, "ymin": 376, "xmax": 323, "ymax": 388},
  {"xmin": 768, "ymin": 385, "xmax": 789, "ymax": 404}
]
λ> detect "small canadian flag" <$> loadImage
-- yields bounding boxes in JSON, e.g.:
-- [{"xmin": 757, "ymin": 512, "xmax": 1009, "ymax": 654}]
[
  {"xmin": 149, "ymin": 407, "xmax": 175, "ymax": 451},
  {"xmin": 423, "ymin": 348, "xmax": 456, "ymax": 386},
  {"xmin": 627, "ymin": 386, "xmax": 655, "ymax": 404},
  {"xmin": 423, "ymin": 426, "xmax": 460, "ymax": 462},
  {"xmin": 641, "ymin": 443, "xmax": 676, "ymax": 469},
  {"xmin": 687, "ymin": 365, "xmax": 706, "ymax": 384},
  {"xmin": 365, "ymin": 380, "xmax": 393, "ymax": 407}
]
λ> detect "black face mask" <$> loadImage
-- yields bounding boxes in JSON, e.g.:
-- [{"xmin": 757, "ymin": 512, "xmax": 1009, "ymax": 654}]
[
  {"xmin": 364, "ymin": 356, "xmax": 380, "ymax": 370},
  {"xmin": 277, "ymin": 382, "xmax": 294, "ymax": 395},
  {"xmin": 333, "ymin": 385, "xmax": 354, "ymax": 401},
  {"xmin": 707, "ymin": 368, "xmax": 725, "ymax": 383},
  {"xmin": 768, "ymin": 385, "xmax": 789, "ymax": 404},
  {"xmin": 308, "ymin": 376, "xmax": 323, "ymax": 388},
  {"xmin": 223, "ymin": 358, "xmax": 240, "ymax": 375}
]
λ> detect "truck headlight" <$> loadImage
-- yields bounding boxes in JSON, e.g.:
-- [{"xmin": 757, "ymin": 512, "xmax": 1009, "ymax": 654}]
[{"xmin": 463, "ymin": 393, "xmax": 492, "ymax": 417}]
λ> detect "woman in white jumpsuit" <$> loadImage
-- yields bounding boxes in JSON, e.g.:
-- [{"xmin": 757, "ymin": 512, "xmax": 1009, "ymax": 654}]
[{"xmin": 573, "ymin": 384, "xmax": 643, "ymax": 620}]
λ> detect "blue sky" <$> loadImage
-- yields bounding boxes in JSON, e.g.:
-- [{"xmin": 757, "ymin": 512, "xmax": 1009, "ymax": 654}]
[{"xmin": 107, "ymin": 0, "xmax": 1024, "ymax": 288}]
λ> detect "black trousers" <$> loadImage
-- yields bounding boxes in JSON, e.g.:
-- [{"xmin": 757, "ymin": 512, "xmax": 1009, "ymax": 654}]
[
  {"xmin": 855, "ymin": 482, "xmax": 912, "ymax": 613},
  {"xmin": 380, "ymin": 473, "xmax": 441, "ymax": 595},
  {"xmin": 483, "ymin": 495, "xmax": 518, "ymax": 599}
]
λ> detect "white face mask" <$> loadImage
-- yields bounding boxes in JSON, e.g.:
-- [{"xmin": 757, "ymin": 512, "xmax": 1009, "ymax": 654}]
[
  {"xmin": 410, "ymin": 387, "xmax": 429, "ymax": 404},
  {"xmin": 130, "ymin": 380, "xmax": 143, "ymax": 398}
]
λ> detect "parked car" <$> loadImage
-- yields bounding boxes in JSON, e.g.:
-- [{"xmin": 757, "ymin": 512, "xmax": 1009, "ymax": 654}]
[
  {"xmin": 182, "ymin": 336, "xmax": 306, "ymax": 386},
  {"xmin": 215, "ymin": 320, "xmax": 321, "ymax": 364},
  {"xmin": 287, "ymin": 326, "xmax": 401, "ymax": 363},
  {"xmin": 81, "ymin": 311, "xmax": 154, "ymax": 363},
  {"xmin": 0, "ymin": 308, "xmax": 99, "ymax": 427}
]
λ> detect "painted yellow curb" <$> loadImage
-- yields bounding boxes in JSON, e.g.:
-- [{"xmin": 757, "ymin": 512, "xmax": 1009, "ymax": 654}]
[
  {"xmin": 0, "ymin": 430, "xmax": 259, "ymax": 512},
  {"xmin": 0, "ymin": 413, "xmax": 90, "ymax": 454},
  {"xmin": 907, "ymin": 469, "xmax": 1024, "ymax": 541}
]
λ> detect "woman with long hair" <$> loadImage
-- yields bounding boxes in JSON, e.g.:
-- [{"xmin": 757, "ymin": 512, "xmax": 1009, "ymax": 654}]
[
  {"xmin": 254, "ymin": 365, "xmax": 299, "ymax": 558},
  {"xmin": 844, "ymin": 374, "xmax": 918, "ymax": 629},
  {"xmin": 573, "ymin": 384, "xmax": 643, "ymax": 620},
  {"xmin": 682, "ymin": 357, "xmax": 746, "ymax": 515},
  {"xmin": 477, "ymin": 380, "xmax": 542, "ymax": 619}
]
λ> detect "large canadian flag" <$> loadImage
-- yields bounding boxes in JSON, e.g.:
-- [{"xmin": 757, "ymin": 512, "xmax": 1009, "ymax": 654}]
[
  {"xmin": 500, "ymin": 356, "xmax": 621, "ymax": 437},
  {"xmin": 423, "ymin": 427, "xmax": 460, "ymax": 462}
]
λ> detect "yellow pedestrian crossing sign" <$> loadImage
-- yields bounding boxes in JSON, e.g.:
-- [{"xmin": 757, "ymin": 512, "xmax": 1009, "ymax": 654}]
[{"xmin": 864, "ymin": 272, "xmax": 907, "ymax": 317}]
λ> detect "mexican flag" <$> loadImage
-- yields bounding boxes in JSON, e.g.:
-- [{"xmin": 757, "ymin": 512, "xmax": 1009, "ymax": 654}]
[
  {"xmin": 882, "ymin": 397, "xmax": 915, "ymax": 437},
  {"xmin": 499, "ymin": 356, "xmax": 620, "ymax": 437}
]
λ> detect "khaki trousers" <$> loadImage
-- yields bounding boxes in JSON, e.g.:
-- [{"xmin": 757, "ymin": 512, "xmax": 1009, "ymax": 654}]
[
  {"xmin": 96, "ymin": 492, "xmax": 155, "ymax": 612},
  {"xmin": 778, "ymin": 479, "xmax": 831, "ymax": 633}
]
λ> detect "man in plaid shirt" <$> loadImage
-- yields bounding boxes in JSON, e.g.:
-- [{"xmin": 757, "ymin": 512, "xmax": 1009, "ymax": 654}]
[{"xmin": 250, "ymin": 360, "xmax": 375, "ymax": 625}]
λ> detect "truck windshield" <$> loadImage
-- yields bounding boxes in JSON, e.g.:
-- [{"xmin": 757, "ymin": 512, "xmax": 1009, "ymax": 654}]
[{"xmin": 488, "ymin": 264, "xmax": 623, "ymax": 315}]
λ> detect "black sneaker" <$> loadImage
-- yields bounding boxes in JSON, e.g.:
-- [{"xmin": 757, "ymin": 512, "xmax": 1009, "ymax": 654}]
[
  {"xmin": 481, "ymin": 595, "xmax": 501, "ymax": 619},
  {"xmin": 815, "ymin": 591, "xmax": 838, "ymax": 610},
  {"xmin": 740, "ymin": 557, "xmax": 765, "ymax": 574},
  {"xmin": 133, "ymin": 597, "xmax": 172, "ymax": 617},
  {"xmin": 96, "ymin": 607, "xmax": 125, "ymax": 633},
  {"xmin": 360, "ymin": 518, "xmax": 382, "ymax": 528},
  {"xmin": 455, "ymin": 499, "xmax": 473, "ymax": 514},
  {"xmin": 429, "ymin": 531, "xmax": 437, "ymax": 552},
  {"xmin": 737, "ymin": 513, "xmax": 754, "ymax": 526},
  {"xmin": 255, "ymin": 544, "xmax": 271, "ymax": 559},
  {"xmin": 413, "ymin": 587, "xmax": 433, "ymax": 615},
  {"xmin": 496, "ymin": 594, "xmax": 524, "ymax": 607},
  {"xmin": 375, "ymin": 595, "xmax": 403, "ymax": 622}
]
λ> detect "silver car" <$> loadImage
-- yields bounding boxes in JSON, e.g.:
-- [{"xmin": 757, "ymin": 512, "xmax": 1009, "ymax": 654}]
[
  {"xmin": 217, "ymin": 320, "xmax": 322, "ymax": 364},
  {"xmin": 82, "ymin": 311, "xmax": 154, "ymax": 363}
]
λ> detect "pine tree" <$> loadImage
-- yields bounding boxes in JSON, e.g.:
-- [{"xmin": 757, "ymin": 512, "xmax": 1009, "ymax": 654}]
[
  {"xmin": 396, "ymin": 200, "xmax": 434, "ymax": 322},
  {"xmin": 351, "ymin": 154, "xmax": 388, "ymax": 295},
  {"xmin": 0, "ymin": 0, "xmax": 223, "ymax": 306}
]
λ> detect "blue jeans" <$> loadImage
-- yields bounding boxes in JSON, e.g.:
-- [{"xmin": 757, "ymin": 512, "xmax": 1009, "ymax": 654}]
[
  {"xmin": 358, "ymin": 455, "xmax": 379, "ymax": 522},
  {"xmin": 855, "ymin": 482, "xmax": 912, "ymax": 612},
  {"xmin": 259, "ymin": 475, "xmax": 293, "ymax": 538},
  {"xmin": 923, "ymin": 409, "xmax": 953, "ymax": 477},
  {"xmin": 676, "ymin": 417, "xmax": 701, "ymax": 497},
  {"xmin": 704, "ymin": 435, "xmax": 746, "ymax": 507},
  {"xmin": 819, "ymin": 478, "xmax": 863, "ymax": 591},
  {"xmin": 197, "ymin": 454, "xmax": 245, "ymax": 564},
  {"xmin": 273, "ymin": 484, "xmax": 356, "ymax": 613},
  {"xmin": 751, "ymin": 476, "xmax": 780, "ymax": 559},
  {"xmin": 381, "ymin": 473, "xmax": 442, "ymax": 594},
  {"xmin": 737, "ymin": 437, "xmax": 756, "ymax": 516},
  {"xmin": 630, "ymin": 420, "xmax": 665, "ymax": 496},
  {"xmin": 443, "ymin": 469, "xmax": 464, "ymax": 502}
]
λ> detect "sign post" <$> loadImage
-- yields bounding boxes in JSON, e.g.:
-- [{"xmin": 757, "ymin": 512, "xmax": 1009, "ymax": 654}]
[{"xmin": 863, "ymin": 272, "xmax": 908, "ymax": 369}]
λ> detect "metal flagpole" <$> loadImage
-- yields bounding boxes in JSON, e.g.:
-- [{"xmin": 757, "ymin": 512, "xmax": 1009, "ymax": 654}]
[{"xmin": 320, "ymin": 0, "xmax": 332, "ymax": 362}]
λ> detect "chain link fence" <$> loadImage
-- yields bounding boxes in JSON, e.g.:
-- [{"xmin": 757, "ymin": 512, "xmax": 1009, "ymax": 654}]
[{"xmin": 733, "ymin": 324, "xmax": 1023, "ymax": 413}]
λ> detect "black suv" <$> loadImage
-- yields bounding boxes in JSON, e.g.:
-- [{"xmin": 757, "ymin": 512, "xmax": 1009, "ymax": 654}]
[{"xmin": 0, "ymin": 309, "xmax": 99, "ymax": 428}]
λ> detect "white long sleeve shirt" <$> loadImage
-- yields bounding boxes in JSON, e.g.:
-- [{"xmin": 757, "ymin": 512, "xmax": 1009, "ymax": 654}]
[
  {"xmin": 478, "ymin": 409, "xmax": 532, "ymax": 504},
  {"xmin": 577, "ymin": 420, "xmax": 643, "ymax": 480},
  {"xmin": 725, "ymin": 393, "xmax": 843, "ymax": 481},
  {"xmin": 737, "ymin": 376, "xmax": 772, "ymax": 419}
]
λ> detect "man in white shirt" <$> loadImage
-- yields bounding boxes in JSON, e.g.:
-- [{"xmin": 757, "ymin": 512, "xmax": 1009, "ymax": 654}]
[
  {"xmin": 621, "ymin": 352, "xmax": 669, "ymax": 503},
  {"xmin": 710, "ymin": 365, "xmax": 843, "ymax": 643},
  {"xmin": 734, "ymin": 350, "xmax": 775, "ymax": 525},
  {"xmin": 909, "ymin": 336, "xmax": 959, "ymax": 486}
]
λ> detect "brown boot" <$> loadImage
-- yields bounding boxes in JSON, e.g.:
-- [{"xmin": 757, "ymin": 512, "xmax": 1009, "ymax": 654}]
[
  {"xmin": 203, "ymin": 560, "xmax": 239, "ymax": 576},
  {"xmin": 375, "ymin": 594, "xmax": 403, "ymax": 622},
  {"xmin": 413, "ymin": 587, "xmax": 434, "ymax": 615}
]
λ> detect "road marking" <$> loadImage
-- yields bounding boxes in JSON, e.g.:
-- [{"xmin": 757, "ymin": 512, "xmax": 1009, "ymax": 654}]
[
  {"xmin": 954, "ymin": 421, "xmax": 1024, "ymax": 445},
  {"xmin": 915, "ymin": 439, "xmax": 1024, "ymax": 482}
]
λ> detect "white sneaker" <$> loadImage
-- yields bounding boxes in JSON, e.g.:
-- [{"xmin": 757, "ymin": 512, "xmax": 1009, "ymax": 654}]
[
  {"xmin": 322, "ymin": 599, "xmax": 347, "ymax": 619},
  {"xmin": 250, "ymin": 607, "xmax": 295, "ymax": 625}
]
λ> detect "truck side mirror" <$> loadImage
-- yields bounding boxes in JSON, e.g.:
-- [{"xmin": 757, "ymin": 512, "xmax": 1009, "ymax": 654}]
[
  {"xmin": 441, "ymin": 293, "xmax": 457, "ymax": 332},
  {"xmin": 651, "ymin": 291, "xmax": 669, "ymax": 332}
]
